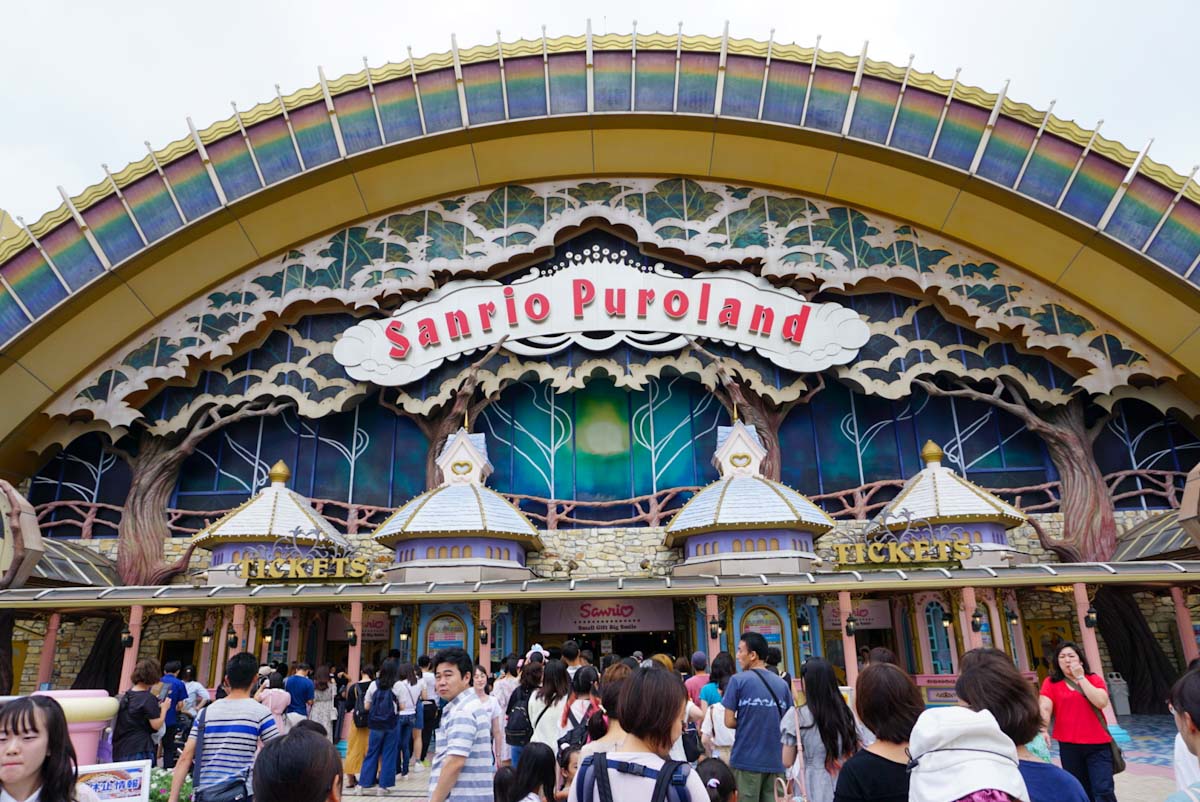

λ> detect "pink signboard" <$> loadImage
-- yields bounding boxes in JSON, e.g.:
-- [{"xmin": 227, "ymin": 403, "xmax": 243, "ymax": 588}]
[
  {"xmin": 821, "ymin": 599, "xmax": 892, "ymax": 630},
  {"xmin": 541, "ymin": 598, "xmax": 674, "ymax": 633}
]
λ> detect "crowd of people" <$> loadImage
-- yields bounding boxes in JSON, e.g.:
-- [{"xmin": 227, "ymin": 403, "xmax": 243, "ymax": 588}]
[{"xmin": 16, "ymin": 633, "xmax": 1200, "ymax": 802}]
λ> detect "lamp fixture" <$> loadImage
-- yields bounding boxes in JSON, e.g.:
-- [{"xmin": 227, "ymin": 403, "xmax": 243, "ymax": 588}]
[
  {"xmin": 1084, "ymin": 606, "xmax": 1098, "ymax": 629},
  {"xmin": 346, "ymin": 627, "xmax": 358, "ymax": 647},
  {"xmin": 797, "ymin": 611, "xmax": 811, "ymax": 635},
  {"xmin": 399, "ymin": 632, "xmax": 409, "ymax": 642},
  {"xmin": 151, "ymin": 607, "xmax": 180, "ymax": 615},
  {"xmin": 1005, "ymin": 608, "xmax": 1019, "ymax": 625},
  {"xmin": 708, "ymin": 615, "xmax": 720, "ymax": 641},
  {"xmin": 120, "ymin": 627, "xmax": 134, "ymax": 649},
  {"xmin": 941, "ymin": 613, "xmax": 952, "ymax": 629},
  {"xmin": 201, "ymin": 628, "xmax": 213, "ymax": 644},
  {"xmin": 262, "ymin": 632, "xmax": 273, "ymax": 645},
  {"xmin": 227, "ymin": 631, "xmax": 239, "ymax": 650},
  {"xmin": 479, "ymin": 623, "xmax": 489, "ymax": 646},
  {"xmin": 844, "ymin": 614, "xmax": 858, "ymax": 637},
  {"xmin": 970, "ymin": 609, "xmax": 983, "ymax": 633}
]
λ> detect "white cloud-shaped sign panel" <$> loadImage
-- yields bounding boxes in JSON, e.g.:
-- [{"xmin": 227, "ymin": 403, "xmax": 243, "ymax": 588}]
[{"xmin": 333, "ymin": 258, "xmax": 870, "ymax": 386}]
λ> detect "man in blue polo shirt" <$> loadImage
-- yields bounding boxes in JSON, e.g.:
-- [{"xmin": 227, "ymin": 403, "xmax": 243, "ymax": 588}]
[
  {"xmin": 160, "ymin": 660, "xmax": 189, "ymax": 769},
  {"xmin": 723, "ymin": 631, "xmax": 793, "ymax": 802},
  {"xmin": 284, "ymin": 662, "xmax": 315, "ymax": 717}
]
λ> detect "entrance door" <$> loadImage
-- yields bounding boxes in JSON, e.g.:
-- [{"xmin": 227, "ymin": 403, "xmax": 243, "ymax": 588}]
[
  {"xmin": 1025, "ymin": 619, "xmax": 1072, "ymax": 683},
  {"xmin": 159, "ymin": 639, "xmax": 197, "ymax": 669}
]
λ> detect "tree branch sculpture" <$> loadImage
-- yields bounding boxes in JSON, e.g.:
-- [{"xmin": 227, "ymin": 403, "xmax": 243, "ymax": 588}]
[
  {"xmin": 914, "ymin": 377, "xmax": 1117, "ymax": 562},
  {"xmin": 106, "ymin": 397, "xmax": 295, "ymax": 585},
  {"xmin": 686, "ymin": 339, "xmax": 824, "ymax": 480}
]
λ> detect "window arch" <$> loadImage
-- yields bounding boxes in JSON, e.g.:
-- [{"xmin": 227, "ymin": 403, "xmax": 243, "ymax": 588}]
[
  {"xmin": 924, "ymin": 602, "xmax": 954, "ymax": 675},
  {"xmin": 733, "ymin": 540, "xmax": 743, "ymax": 553},
  {"xmin": 438, "ymin": 546, "xmax": 448, "ymax": 559},
  {"xmin": 770, "ymin": 537, "xmax": 779, "ymax": 550},
  {"xmin": 463, "ymin": 546, "xmax": 472, "ymax": 558},
  {"xmin": 450, "ymin": 546, "xmax": 460, "ymax": 558},
  {"xmin": 426, "ymin": 546, "xmax": 435, "ymax": 559},
  {"xmin": 757, "ymin": 538, "xmax": 768, "ymax": 552}
]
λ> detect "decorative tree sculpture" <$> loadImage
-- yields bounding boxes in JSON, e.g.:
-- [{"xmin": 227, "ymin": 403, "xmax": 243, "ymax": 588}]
[
  {"xmin": 915, "ymin": 377, "xmax": 1116, "ymax": 562},
  {"xmin": 105, "ymin": 398, "xmax": 294, "ymax": 585}
]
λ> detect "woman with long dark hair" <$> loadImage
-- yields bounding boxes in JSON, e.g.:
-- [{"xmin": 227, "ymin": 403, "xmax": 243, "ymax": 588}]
[
  {"xmin": 700, "ymin": 653, "xmax": 736, "ymax": 761},
  {"xmin": 698, "ymin": 652, "xmax": 735, "ymax": 713},
  {"xmin": 781, "ymin": 657, "xmax": 865, "ymax": 802},
  {"xmin": 529, "ymin": 659, "xmax": 572, "ymax": 751},
  {"xmin": 580, "ymin": 663, "xmax": 631, "ymax": 756},
  {"xmin": 343, "ymin": 665, "xmax": 375, "ymax": 789},
  {"xmin": 1039, "ymin": 642, "xmax": 1115, "ymax": 802},
  {"xmin": 359, "ymin": 657, "xmax": 401, "ymax": 793},
  {"xmin": 308, "ymin": 664, "xmax": 335, "ymax": 741},
  {"xmin": 494, "ymin": 742, "xmax": 556, "ymax": 801},
  {"xmin": 0, "ymin": 696, "xmax": 100, "ymax": 802},
  {"xmin": 508, "ymin": 661, "xmax": 544, "ymax": 768},
  {"xmin": 394, "ymin": 662, "xmax": 422, "ymax": 778}
]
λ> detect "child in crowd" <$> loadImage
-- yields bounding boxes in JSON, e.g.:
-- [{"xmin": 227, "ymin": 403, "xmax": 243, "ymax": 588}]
[
  {"xmin": 555, "ymin": 746, "xmax": 581, "ymax": 801},
  {"xmin": 696, "ymin": 758, "xmax": 738, "ymax": 802}
]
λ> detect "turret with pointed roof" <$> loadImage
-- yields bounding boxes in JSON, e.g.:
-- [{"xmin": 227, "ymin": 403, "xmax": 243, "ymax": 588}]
[
  {"xmin": 872, "ymin": 441, "xmax": 1028, "ymax": 565},
  {"xmin": 371, "ymin": 427, "xmax": 541, "ymax": 582},
  {"xmin": 666, "ymin": 420, "xmax": 833, "ymax": 575}
]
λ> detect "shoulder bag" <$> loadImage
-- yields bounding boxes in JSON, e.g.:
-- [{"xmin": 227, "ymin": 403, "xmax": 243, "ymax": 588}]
[
  {"xmin": 1065, "ymin": 678, "xmax": 1125, "ymax": 774},
  {"xmin": 192, "ymin": 709, "xmax": 253, "ymax": 802}
]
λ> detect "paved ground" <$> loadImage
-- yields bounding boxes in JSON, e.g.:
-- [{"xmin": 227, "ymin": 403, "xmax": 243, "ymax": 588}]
[{"xmin": 344, "ymin": 715, "xmax": 1187, "ymax": 800}]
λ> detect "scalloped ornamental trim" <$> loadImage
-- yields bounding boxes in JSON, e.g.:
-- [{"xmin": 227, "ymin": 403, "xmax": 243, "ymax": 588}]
[
  {"xmin": 44, "ymin": 179, "xmax": 1181, "ymax": 433},
  {"xmin": 4, "ymin": 30, "xmax": 1198, "ymax": 264}
]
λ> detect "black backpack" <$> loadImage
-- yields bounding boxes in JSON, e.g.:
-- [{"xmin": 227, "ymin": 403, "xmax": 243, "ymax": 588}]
[
  {"xmin": 573, "ymin": 753, "xmax": 690, "ymax": 802},
  {"xmin": 351, "ymin": 682, "xmax": 370, "ymax": 729},
  {"xmin": 557, "ymin": 709, "xmax": 589, "ymax": 753},
  {"xmin": 367, "ymin": 687, "xmax": 399, "ymax": 731},
  {"xmin": 504, "ymin": 687, "xmax": 535, "ymax": 746}
]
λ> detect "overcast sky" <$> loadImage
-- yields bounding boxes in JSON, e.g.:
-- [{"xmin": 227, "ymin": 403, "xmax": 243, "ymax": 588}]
[{"xmin": 2, "ymin": 0, "xmax": 1196, "ymax": 222}]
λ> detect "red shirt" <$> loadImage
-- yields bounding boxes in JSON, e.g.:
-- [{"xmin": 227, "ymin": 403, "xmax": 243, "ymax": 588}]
[
  {"xmin": 684, "ymin": 673, "xmax": 709, "ymax": 707},
  {"xmin": 1040, "ymin": 674, "xmax": 1111, "ymax": 744}
]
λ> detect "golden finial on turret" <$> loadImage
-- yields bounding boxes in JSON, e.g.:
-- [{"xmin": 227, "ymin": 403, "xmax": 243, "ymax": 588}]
[
  {"xmin": 920, "ymin": 440, "xmax": 944, "ymax": 465},
  {"xmin": 268, "ymin": 460, "xmax": 291, "ymax": 485}
]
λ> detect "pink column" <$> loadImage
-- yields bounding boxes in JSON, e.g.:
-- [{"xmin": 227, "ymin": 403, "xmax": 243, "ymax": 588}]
[
  {"xmin": 1172, "ymin": 587, "xmax": 1200, "ymax": 666},
  {"xmin": 347, "ymin": 603, "xmax": 363, "ymax": 679},
  {"xmin": 838, "ymin": 591, "xmax": 858, "ymax": 687},
  {"xmin": 478, "ymin": 600, "xmax": 492, "ymax": 667},
  {"xmin": 247, "ymin": 611, "xmax": 259, "ymax": 661},
  {"xmin": 961, "ymin": 587, "xmax": 984, "ymax": 652},
  {"xmin": 260, "ymin": 612, "xmax": 273, "ymax": 663},
  {"xmin": 984, "ymin": 591, "xmax": 1005, "ymax": 654},
  {"xmin": 198, "ymin": 611, "xmax": 216, "ymax": 686},
  {"xmin": 37, "ymin": 613, "xmax": 61, "ymax": 686},
  {"xmin": 117, "ymin": 605, "xmax": 145, "ymax": 693},
  {"xmin": 231, "ymin": 604, "xmax": 247, "ymax": 656},
  {"xmin": 287, "ymin": 612, "xmax": 301, "ymax": 663},
  {"xmin": 213, "ymin": 610, "xmax": 230, "ymax": 683},
  {"xmin": 705, "ymin": 594, "xmax": 721, "ymax": 659},
  {"xmin": 1073, "ymin": 583, "xmax": 1116, "ymax": 725}
]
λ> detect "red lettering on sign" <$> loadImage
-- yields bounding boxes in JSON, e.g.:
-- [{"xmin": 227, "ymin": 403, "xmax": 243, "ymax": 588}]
[
  {"xmin": 749, "ymin": 304, "xmax": 774, "ymax": 336},
  {"xmin": 385, "ymin": 321, "xmax": 410, "ymax": 359},
  {"xmin": 718, "ymin": 298, "xmax": 741, "ymax": 328},
  {"xmin": 444, "ymin": 309, "xmax": 469, "ymax": 340},
  {"xmin": 579, "ymin": 603, "xmax": 637, "ymax": 619},
  {"xmin": 417, "ymin": 317, "xmax": 440, "ymax": 347},
  {"xmin": 478, "ymin": 301, "xmax": 497, "ymax": 332},
  {"xmin": 525, "ymin": 293, "xmax": 551, "ymax": 322},
  {"xmin": 605, "ymin": 288, "xmax": 626, "ymax": 316},
  {"xmin": 783, "ymin": 306, "xmax": 811, "ymax": 344},
  {"xmin": 664, "ymin": 289, "xmax": 689, "ymax": 319},
  {"xmin": 697, "ymin": 283, "xmax": 711, "ymax": 323},
  {"xmin": 503, "ymin": 287, "xmax": 518, "ymax": 326},
  {"xmin": 637, "ymin": 289, "xmax": 655, "ymax": 318},
  {"xmin": 573, "ymin": 279, "xmax": 595, "ymax": 318}
]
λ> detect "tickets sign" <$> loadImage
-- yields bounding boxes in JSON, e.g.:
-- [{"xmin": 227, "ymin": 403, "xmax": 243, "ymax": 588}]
[{"xmin": 334, "ymin": 257, "xmax": 870, "ymax": 387}]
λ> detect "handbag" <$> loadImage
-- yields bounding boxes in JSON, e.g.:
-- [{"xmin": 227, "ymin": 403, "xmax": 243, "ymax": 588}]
[
  {"xmin": 1065, "ymin": 678, "xmax": 1125, "ymax": 775},
  {"xmin": 680, "ymin": 722, "xmax": 703, "ymax": 762},
  {"xmin": 192, "ymin": 709, "xmax": 253, "ymax": 802},
  {"xmin": 778, "ymin": 707, "xmax": 808, "ymax": 802}
]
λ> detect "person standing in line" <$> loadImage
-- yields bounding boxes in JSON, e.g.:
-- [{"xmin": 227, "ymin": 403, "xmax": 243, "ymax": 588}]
[
  {"xmin": 168, "ymin": 652, "xmax": 280, "ymax": 802},
  {"xmin": 700, "ymin": 663, "xmax": 736, "ymax": 763},
  {"xmin": 427, "ymin": 648, "xmax": 494, "ymax": 802},
  {"xmin": 360, "ymin": 658, "xmax": 402, "ymax": 794},
  {"xmin": 395, "ymin": 662, "xmax": 423, "ymax": 778},
  {"xmin": 562, "ymin": 642, "xmax": 584, "ymax": 680},
  {"xmin": 416, "ymin": 654, "xmax": 438, "ymax": 770},
  {"xmin": 684, "ymin": 652, "xmax": 709, "ymax": 708},
  {"xmin": 343, "ymin": 665, "xmax": 375, "ymax": 790},
  {"xmin": 956, "ymin": 649, "xmax": 1088, "ymax": 802},
  {"xmin": 1168, "ymin": 667, "xmax": 1200, "ymax": 801},
  {"xmin": 493, "ymin": 742, "xmax": 556, "ymax": 802},
  {"xmin": 255, "ymin": 671, "xmax": 294, "ymax": 734},
  {"xmin": 723, "ymin": 632, "xmax": 793, "ymax": 802},
  {"xmin": 832, "ymin": 663, "xmax": 923, "ymax": 802},
  {"xmin": 529, "ymin": 660, "xmax": 571, "ymax": 753},
  {"xmin": 308, "ymin": 665, "xmax": 336, "ymax": 741},
  {"xmin": 781, "ymin": 657, "xmax": 865, "ymax": 802},
  {"xmin": 506, "ymin": 661, "xmax": 544, "ymax": 768},
  {"xmin": 699, "ymin": 653, "xmax": 736, "ymax": 716},
  {"xmin": 1038, "ymin": 642, "xmax": 1116, "ymax": 802},
  {"xmin": 579, "ymin": 663, "xmax": 631, "ymax": 758},
  {"xmin": 493, "ymin": 655, "xmax": 521, "ymax": 767},
  {"xmin": 474, "ymin": 664, "xmax": 505, "ymax": 766},
  {"xmin": 181, "ymin": 665, "xmax": 211, "ymax": 717},
  {"xmin": 252, "ymin": 728, "xmax": 342, "ymax": 802},
  {"xmin": 112, "ymin": 658, "xmax": 172, "ymax": 763},
  {"xmin": 284, "ymin": 663, "xmax": 315, "ymax": 719},
  {"xmin": 159, "ymin": 660, "xmax": 188, "ymax": 769}
]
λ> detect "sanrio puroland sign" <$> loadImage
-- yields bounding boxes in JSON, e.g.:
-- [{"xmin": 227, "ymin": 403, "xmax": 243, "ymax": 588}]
[{"xmin": 334, "ymin": 253, "xmax": 870, "ymax": 386}]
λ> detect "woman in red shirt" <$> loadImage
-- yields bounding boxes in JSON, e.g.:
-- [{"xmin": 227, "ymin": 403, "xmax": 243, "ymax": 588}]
[{"xmin": 1038, "ymin": 642, "xmax": 1115, "ymax": 802}]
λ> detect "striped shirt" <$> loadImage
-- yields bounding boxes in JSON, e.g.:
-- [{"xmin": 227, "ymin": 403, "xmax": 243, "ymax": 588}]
[
  {"xmin": 187, "ymin": 697, "xmax": 279, "ymax": 790},
  {"xmin": 429, "ymin": 688, "xmax": 493, "ymax": 801}
]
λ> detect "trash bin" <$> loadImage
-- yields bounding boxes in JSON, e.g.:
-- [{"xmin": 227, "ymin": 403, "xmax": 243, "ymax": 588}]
[{"xmin": 1107, "ymin": 672, "xmax": 1131, "ymax": 717}]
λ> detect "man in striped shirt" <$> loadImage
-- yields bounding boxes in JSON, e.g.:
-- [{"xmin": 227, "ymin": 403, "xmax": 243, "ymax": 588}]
[
  {"xmin": 169, "ymin": 652, "xmax": 279, "ymax": 802},
  {"xmin": 425, "ymin": 648, "xmax": 493, "ymax": 802}
]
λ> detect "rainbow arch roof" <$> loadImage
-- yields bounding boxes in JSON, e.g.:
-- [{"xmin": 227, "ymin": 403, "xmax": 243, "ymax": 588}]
[{"xmin": 1, "ymin": 26, "xmax": 1199, "ymax": 479}]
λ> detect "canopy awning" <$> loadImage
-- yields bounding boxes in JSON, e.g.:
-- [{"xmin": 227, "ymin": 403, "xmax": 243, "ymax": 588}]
[
  {"xmin": 0, "ymin": 560, "xmax": 1194, "ymax": 610},
  {"xmin": 1113, "ymin": 511, "xmax": 1196, "ymax": 562},
  {"xmin": 32, "ymin": 540, "xmax": 119, "ymax": 587}
]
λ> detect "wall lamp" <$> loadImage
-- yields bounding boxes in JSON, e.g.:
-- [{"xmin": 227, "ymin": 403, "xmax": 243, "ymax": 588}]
[
  {"xmin": 970, "ymin": 609, "xmax": 983, "ymax": 633},
  {"xmin": 1084, "ymin": 606, "xmax": 1098, "ymax": 629},
  {"xmin": 346, "ymin": 627, "xmax": 358, "ymax": 647},
  {"xmin": 120, "ymin": 628, "xmax": 134, "ymax": 649},
  {"xmin": 797, "ymin": 611, "xmax": 811, "ymax": 635},
  {"xmin": 708, "ymin": 615, "xmax": 720, "ymax": 640},
  {"xmin": 479, "ymin": 623, "xmax": 489, "ymax": 645},
  {"xmin": 844, "ymin": 614, "xmax": 858, "ymax": 637}
]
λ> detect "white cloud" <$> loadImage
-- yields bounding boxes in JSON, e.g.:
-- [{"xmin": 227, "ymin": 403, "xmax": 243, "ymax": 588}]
[{"xmin": 1, "ymin": 0, "xmax": 1196, "ymax": 221}]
